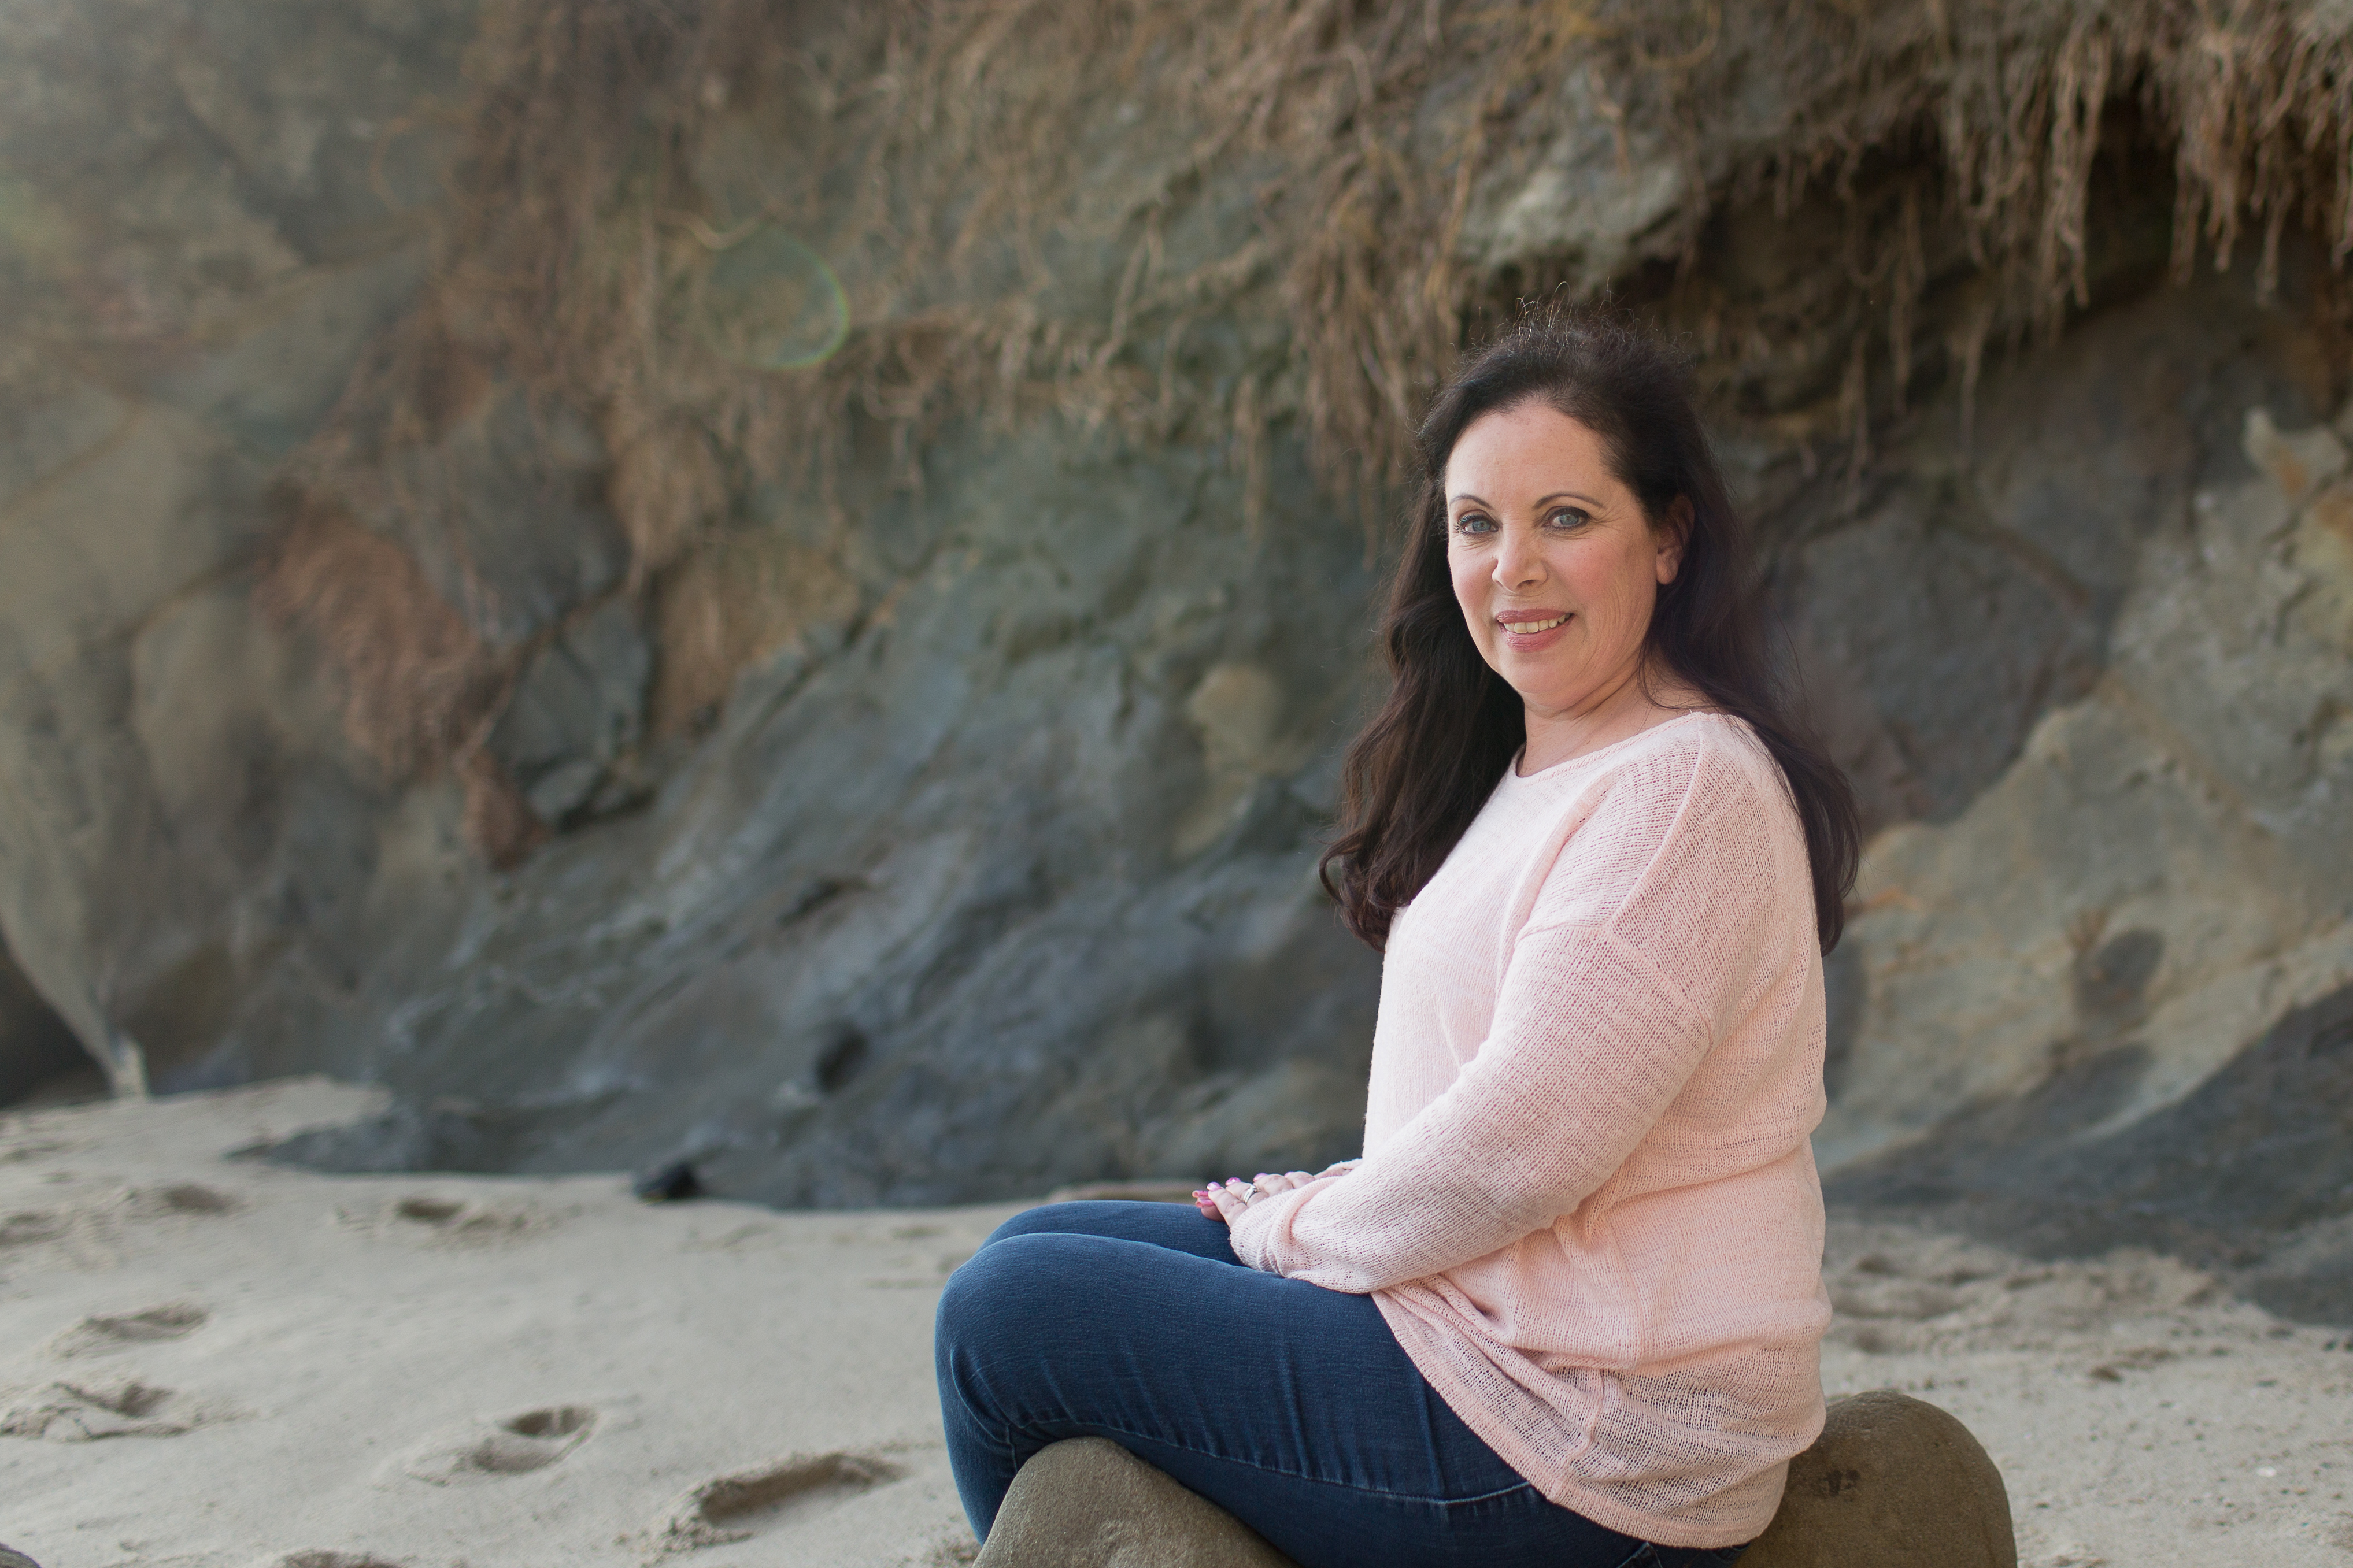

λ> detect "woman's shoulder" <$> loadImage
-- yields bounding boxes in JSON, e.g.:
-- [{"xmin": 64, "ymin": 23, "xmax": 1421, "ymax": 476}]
[
  {"xmin": 1615, "ymin": 711, "xmax": 1795, "ymax": 822},
  {"xmin": 1521, "ymin": 713, "xmax": 1805, "ymax": 940},
  {"xmin": 1516, "ymin": 711, "xmax": 1795, "ymax": 865},
  {"xmin": 1523, "ymin": 710, "xmax": 1771, "ymax": 797}
]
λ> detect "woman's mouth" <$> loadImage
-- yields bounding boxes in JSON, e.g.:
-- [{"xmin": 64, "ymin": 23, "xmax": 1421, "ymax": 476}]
[{"xmin": 1499, "ymin": 613, "xmax": 1570, "ymax": 635}]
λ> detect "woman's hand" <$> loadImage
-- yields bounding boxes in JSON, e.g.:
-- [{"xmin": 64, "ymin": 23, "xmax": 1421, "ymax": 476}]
[{"xmin": 1193, "ymin": 1169, "xmax": 1317, "ymax": 1225}]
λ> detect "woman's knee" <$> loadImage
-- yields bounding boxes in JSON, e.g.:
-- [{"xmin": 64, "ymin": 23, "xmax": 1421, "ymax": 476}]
[
  {"xmin": 938, "ymin": 1231, "xmax": 1078, "ymax": 1354},
  {"xmin": 978, "ymin": 1202, "xmax": 1085, "ymax": 1250},
  {"xmin": 939, "ymin": 1222, "xmax": 1205, "ymax": 1373},
  {"xmin": 935, "ymin": 1230, "xmax": 1101, "ymax": 1416},
  {"xmin": 978, "ymin": 1199, "xmax": 1237, "ymax": 1263}
]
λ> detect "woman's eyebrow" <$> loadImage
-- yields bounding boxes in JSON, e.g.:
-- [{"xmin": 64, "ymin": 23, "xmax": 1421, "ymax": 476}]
[{"xmin": 1446, "ymin": 489, "xmax": 1605, "ymax": 509}]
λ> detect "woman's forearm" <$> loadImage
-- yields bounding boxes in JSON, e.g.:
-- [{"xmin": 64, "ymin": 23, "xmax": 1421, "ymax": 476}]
[{"xmin": 1229, "ymin": 924, "xmax": 1712, "ymax": 1290}]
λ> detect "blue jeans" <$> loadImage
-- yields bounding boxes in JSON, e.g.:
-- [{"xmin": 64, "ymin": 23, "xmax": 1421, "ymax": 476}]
[{"xmin": 934, "ymin": 1201, "xmax": 1750, "ymax": 1568}]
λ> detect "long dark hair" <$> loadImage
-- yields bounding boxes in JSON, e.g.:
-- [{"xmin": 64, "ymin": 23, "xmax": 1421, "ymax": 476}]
[{"xmin": 1320, "ymin": 305, "xmax": 1860, "ymax": 952}]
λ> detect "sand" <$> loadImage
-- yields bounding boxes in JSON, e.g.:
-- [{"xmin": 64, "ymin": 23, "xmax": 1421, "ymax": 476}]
[{"xmin": 2, "ymin": 1081, "xmax": 2347, "ymax": 1568}]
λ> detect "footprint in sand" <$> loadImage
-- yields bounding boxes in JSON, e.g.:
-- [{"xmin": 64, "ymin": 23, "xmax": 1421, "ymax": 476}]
[
  {"xmin": 654, "ymin": 1452, "xmax": 907, "ymax": 1553},
  {"xmin": 341, "ymin": 1193, "xmax": 544, "ymax": 1248},
  {"xmin": 258, "ymin": 1554, "xmax": 407, "ymax": 1568},
  {"xmin": 0, "ymin": 1377, "xmax": 202, "ymax": 1440},
  {"xmin": 396, "ymin": 1405, "xmax": 597, "ymax": 1485},
  {"xmin": 0, "ymin": 1211, "xmax": 66, "ymax": 1247},
  {"xmin": 132, "ymin": 1183, "xmax": 241, "ymax": 1216},
  {"xmin": 48, "ymin": 1302, "xmax": 207, "ymax": 1359}
]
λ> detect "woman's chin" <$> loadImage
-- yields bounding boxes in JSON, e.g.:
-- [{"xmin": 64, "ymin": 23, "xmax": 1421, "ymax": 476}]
[{"xmin": 1494, "ymin": 651, "xmax": 1591, "ymax": 704}]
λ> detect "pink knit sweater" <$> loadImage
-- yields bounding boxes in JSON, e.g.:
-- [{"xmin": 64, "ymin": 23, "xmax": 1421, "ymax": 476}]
[{"xmin": 1228, "ymin": 711, "xmax": 1830, "ymax": 1547}]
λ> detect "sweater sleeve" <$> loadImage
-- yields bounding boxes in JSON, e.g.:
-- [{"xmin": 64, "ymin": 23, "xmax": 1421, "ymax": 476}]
[{"xmin": 1226, "ymin": 746, "xmax": 1778, "ymax": 1291}]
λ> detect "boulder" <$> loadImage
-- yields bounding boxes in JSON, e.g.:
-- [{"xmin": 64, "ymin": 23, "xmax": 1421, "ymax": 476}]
[
  {"xmin": 978, "ymin": 1392, "xmax": 2012, "ymax": 1568},
  {"xmin": 0, "ymin": 1544, "xmax": 42, "ymax": 1568},
  {"xmin": 1744, "ymin": 1390, "xmax": 2016, "ymax": 1568},
  {"xmin": 975, "ymin": 1438, "xmax": 1296, "ymax": 1568}
]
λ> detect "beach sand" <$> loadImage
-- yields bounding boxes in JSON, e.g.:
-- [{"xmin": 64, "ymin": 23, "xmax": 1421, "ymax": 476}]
[{"xmin": 2, "ymin": 1081, "xmax": 2347, "ymax": 1567}]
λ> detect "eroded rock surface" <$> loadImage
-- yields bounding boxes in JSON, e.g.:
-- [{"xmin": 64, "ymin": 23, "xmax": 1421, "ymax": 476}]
[
  {"xmin": 0, "ymin": 0, "xmax": 475, "ymax": 1093},
  {"xmin": 1818, "ymin": 324, "xmax": 2353, "ymax": 1316}
]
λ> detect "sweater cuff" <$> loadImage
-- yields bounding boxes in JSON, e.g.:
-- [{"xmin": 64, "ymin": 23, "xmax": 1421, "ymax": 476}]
[{"xmin": 1224, "ymin": 1178, "xmax": 1330, "ymax": 1274}]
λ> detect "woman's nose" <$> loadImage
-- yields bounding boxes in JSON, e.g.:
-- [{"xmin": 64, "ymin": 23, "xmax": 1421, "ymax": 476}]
[{"xmin": 1493, "ymin": 524, "xmax": 1547, "ymax": 588}]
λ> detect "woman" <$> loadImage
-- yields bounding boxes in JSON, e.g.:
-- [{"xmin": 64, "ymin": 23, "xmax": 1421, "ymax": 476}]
[{"xmin": 935, "ymin": 307, "xmax": 1859, "ymax": 1567}]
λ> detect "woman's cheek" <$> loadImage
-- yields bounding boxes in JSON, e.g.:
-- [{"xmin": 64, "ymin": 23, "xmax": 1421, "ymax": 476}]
[
  {"xmin": 1589, "ymin": 552, "xmax": 1650, "ymax": 659},
  {"xmin": 1450, "ymin": 562, "xmax": 1499, "ymax": 668}
]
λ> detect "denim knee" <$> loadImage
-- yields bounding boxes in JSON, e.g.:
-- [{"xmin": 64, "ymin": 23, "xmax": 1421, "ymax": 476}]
[
  {"xmin": 938, "ymin": 1230, "xmax": 1051, "ymax": 1367},
  {"xmin": 937, "ymin": 1232, "xmax": 1007, "ymax": 1356},
  {"xmin": 978, "ymin": 1203, "xmax": 1072, "ymax": 1250},
  {"xmin": 935, "ymin": 1230, "xmax": 1072, "ymax": 1431}
]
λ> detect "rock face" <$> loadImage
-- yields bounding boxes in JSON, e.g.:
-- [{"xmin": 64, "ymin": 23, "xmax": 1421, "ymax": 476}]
[
  {"xmin": 1743, "ymin": 1391, "xmax": 2016, "ymax": 1568},
  {"xmin": 975, "ymin": 1438, "xmax": 1296, "ymax": 1568},
  {"xmin": 0, "ymin": 0, "xmax": 2347, "ymax": 1316},
  {"xmin": 0, "ymin": 0, "xmax": 473, "ymax": 1096},
  {"xmin": 1803, "ymin": 286, "xmax": 2353, "ymax": 1319},
  {"xmin": 257, "ymin": 411, "xmax": 1390, "ymax": 1203},
  {"xmin": 0, "ymin": 947, "xmax": 85, "ymax": 1106}
]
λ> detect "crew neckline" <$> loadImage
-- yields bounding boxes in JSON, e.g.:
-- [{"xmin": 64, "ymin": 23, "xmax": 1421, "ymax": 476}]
[{"xmin": 1507, "ymin": 709, "xmax": 1728, "ymax": 781}]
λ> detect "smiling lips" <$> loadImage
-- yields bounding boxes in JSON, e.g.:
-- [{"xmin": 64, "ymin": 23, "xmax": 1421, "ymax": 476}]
[{"xmin": 1498, "ymin": 612, "xmax": 1570, "ymax": 635}]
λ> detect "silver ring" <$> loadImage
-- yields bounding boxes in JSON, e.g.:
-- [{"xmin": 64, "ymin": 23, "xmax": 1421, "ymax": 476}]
[{"xmin": 1231, "ymin": 1181, "xmax": 1257, "ymax": 1202}]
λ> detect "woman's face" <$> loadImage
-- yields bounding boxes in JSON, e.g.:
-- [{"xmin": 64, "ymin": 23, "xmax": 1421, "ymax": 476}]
[{"xmin": 1443, "ymin": 402, "xmax": 1682, "ymax": 723}]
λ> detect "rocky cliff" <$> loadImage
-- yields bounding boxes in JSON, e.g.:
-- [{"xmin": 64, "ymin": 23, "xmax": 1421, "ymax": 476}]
[{"xmin": 0, "ymin": 1, "xmax": 2346, "ymax": 1320}]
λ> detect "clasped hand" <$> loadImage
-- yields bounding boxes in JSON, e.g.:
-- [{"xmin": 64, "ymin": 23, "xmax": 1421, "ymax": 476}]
[{"xmin": 1193, "ymin": 1162, "xmax": 1355, "ymax": 1224}]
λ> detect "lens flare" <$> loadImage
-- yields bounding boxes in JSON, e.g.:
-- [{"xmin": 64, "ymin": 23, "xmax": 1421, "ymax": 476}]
[{"xmin": 690, "ymin": 227, "xmax": 849, "ymax": 372}]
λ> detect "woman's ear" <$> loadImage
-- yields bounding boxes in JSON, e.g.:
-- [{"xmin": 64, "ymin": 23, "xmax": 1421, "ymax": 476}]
[{"xmin": 1656, "ymin": 495, "xmax": 1693, "ymax": 585}]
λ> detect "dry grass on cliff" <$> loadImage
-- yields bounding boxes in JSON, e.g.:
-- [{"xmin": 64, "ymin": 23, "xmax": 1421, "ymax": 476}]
[
  {"xmin": 266, "ymin": 0, "xmax": 2353, "ymax": 856},
  {"xmin": 255, "ymin": 506, "xmax": 552, "ymax": 867},
  {"xmin": 254, "ymin": 511, "xmax": 505, "ymax": 783}
]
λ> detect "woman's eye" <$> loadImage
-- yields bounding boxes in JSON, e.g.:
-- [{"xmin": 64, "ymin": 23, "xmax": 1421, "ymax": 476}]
[
  {"xmin": 1453, "ymin": 513, "xmax": 1496, "ymax": 535},
  {"xmin": 1545, "ymin": 507, "xmax": 1590, "ymax": 530}
]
